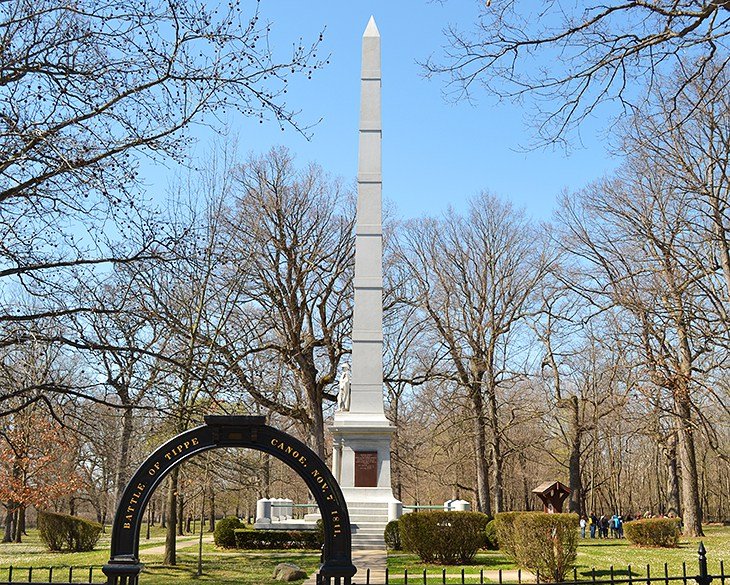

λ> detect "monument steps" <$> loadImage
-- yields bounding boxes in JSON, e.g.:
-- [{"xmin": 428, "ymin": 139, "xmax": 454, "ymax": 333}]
[
  {"xmin": 352, "ymin": 523, "xmax": 387, "ymax": 533},
  {"xmin": 349, "ymin": 514, "xmax": 389, "ymax": 523},
  {"xmin": 349, "ymin": 501, "xmax": 389, "ymax": 550},
  {"xmin": 351, "ymin": 534, "xmax": 386, "ymax": 550},
  {"xmin": 347, "ymin": 502, "xmax": 389, "ymax": 508}
]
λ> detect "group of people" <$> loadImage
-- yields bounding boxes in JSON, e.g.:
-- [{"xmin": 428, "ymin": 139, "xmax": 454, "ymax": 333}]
[{"xmin": 579, "ymin": 512, "xmax": 624, "ymax": 538}]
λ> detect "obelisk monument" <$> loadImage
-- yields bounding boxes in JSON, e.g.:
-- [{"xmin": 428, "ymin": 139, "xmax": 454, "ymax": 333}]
[{"xmin": 330, "ymin": 18, "xmax": 400, "ymax": 548}]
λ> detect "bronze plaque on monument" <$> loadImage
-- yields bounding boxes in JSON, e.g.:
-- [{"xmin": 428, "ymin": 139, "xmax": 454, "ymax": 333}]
[{"xmin": 354, "ymin": 451, "xmax": 378, "ymax": 487}]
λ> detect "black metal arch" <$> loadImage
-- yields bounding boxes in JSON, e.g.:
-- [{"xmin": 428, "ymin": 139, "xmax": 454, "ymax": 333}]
[{"xmin": 102, "ymin": 416, "xmax": 356, "ymax": 585}]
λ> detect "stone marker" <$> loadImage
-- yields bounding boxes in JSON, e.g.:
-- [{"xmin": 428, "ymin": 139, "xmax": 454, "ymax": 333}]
[{"xmin": 273, "ymin": 562, "xmax": 308, "ymax": 582}]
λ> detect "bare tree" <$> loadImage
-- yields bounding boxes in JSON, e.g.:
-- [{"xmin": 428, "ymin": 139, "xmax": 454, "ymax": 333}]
[
  {"xmin": 0, "ymin": 0, "xmax": 324, "ymax": 333},
  {"xmin": 383, "ymin": 216, "xmax": 440, "ymax": 501},
  {"xmin": 396, "ymin": 192, "xmax": 551, "ymax": 513},
  {"xmin": 216, "ymin": 147, "xmax": 354, "ymax": 458},
  {"xmin": 424, "ymin": 1, "xmax": 730, "ymax": 146},
  {"xmin": 135, "ymin": 173, "xmax": 252, "ymax": 565},
  {"xmin": 557, "ymin": 155, "xmax": 710, "ymax": 534},
  {"xmin": 620, "ymin": 64, "xmax": 730, "ymax": 344}
]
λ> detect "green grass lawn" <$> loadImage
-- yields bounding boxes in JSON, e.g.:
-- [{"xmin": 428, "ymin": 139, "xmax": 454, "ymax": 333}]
[
  {"xmin": 0, "ymin": 525, "xmax": 727, "ymax": 584},
  {"xmin": 574, "ymin": 525, "xmax": 729, "ymax": 577},
  {"xmin": 387, "ymin": 549, "xmax": 515, "ymax": 574},
  {"xmin": 386, "ymin": 525, "xmax": 730, "ymax": 583},
  {"xmin": 0, "ymin": 528, "xmax": 320, "ymax": 584}
]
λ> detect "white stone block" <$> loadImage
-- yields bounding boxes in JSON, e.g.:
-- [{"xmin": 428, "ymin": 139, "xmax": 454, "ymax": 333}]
[
  {"xmin": 388, "ymin": 501, "xmax": 402, "ymax": 521},
  {"xmin": 255, "ymin": 498, "xmax": 271, "ymax": 524}
]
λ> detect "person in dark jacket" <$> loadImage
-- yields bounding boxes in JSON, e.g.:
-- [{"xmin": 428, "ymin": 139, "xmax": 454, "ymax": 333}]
[{"xmin": 599, "ymin": 514, "xmax": 610, "ymax": 538}]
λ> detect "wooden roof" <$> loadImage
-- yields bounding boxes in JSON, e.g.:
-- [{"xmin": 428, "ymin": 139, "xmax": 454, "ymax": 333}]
[{"xmin": 532, "ymin": 481, "xmax": 571, "ymax": 495}]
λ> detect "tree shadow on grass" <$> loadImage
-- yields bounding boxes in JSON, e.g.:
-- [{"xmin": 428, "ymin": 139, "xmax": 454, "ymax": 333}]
[{"xmin": 578, "ymin": 567, "xmax": 641, "ymax": 579}]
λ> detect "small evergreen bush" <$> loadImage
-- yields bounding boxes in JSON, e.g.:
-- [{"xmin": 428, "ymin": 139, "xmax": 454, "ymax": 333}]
[
  {"xmin": 233, "ymin": 529, "xmax": 322, "ymax": 549},
  {"xmin": 37, "ymin": 511, "xmax": 102, "ymax": 552},
  {"xmin": 399, "ymin": 511, "xmax": 488, "ymax": 564},
  {"xmin": 497, "ymin": 512, "xmax": 579, "ymax": 583},
  {"xmin": 624, "ymin": 518, "xmax": 680, "ymax": 548},
  {"xmin": 484, "ymin": 519, "xmax": 498, "ymax": 550},
  {"xmin": 213, "ymin": 516, "xmax": 243, "ymax": 548},
  {"xmin": 384, "ymin": 520, "xmax": 401, "ymax": 550}
]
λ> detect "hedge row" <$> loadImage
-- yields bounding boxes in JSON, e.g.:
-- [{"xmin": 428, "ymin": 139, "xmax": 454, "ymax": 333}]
[
  {"xmin": 495, "ymin": 512, "xmax": 579, "ymax": 582},
  {"xmin": 624, "ymin": 518, "xmax": 680, "ymax": 548},
  {"xmin": 37, "ymin": 511, "xmax": 102, "ymax": 552},
  {"xmin": 399, "ymin": 511, "xmax": 489, "ymax": 564},
  {"xmin": 233, "ymin": 529, "xmax": 322, "ymax": 549}
]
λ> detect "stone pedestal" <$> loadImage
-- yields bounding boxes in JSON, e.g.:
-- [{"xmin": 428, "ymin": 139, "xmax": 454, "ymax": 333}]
[{"xmin": 331, "ymin": 418, "xmax": 396, "ymax": 500}]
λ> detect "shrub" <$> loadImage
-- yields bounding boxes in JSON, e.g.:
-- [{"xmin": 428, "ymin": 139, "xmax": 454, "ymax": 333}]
[
  {"xmin": 37, "ymin": 511, "xmax": 102, "ymax": 552},
  {"xmin": 500, "ymin": 512, "xmax": 579, "ymax": 583},
  {"xmin": 384, "ymin": 520, "xmax": 401, "ymax": 550},
  {"xmin": 214, "ymin": 516, "xmax": 243, "ymax": 548},
  {"xmin": 493, "ymin": 512, "xmax": 521, "ymax": 557},
  {"xmin": 624, "ymin": 518, "xmax": 680, "ymax": 548},
  {"xmin": 484, "ymin": 519, "xmax": 498, "ymax": 550},
  {"xmin": 234, "ymin": 529, "xmax": 322, "ymax": 549},
  {"xmin": 399, "ymin": 511, "xmax": 488, "ymax": 564}
]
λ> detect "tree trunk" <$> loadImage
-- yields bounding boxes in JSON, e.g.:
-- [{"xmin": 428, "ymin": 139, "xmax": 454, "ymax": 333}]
[
  {"xmin": 114, "ymin": 405, "xmax": 134, "ymax": 507},
  {"xmin": 177, "ymin": 493, "xmax": 185, "ymax": 536},
  {"xmin": 306, "ymin": 385, "xmax": 326, "ymax": 459},
  {"xmin": 567, "ymin": 396, "xmax": 584, "ymax": 515},
  {"xmin": 664, "ymin": 434, "xmax": 681, "ymax": 517},
  {"xmin": 669, "ymin": 273, "xmax": 703, "ymax": 536},
  {"xmin": 13, "ymin": 506, "xmax": 24, "ymax": 543},
  {"xmin": 2, "ymin": 505, "xmax": 13, "ymax": 543},
  {"xmin": 470, "ymin": 386, "xmax": 491, "ymax": 516},
  {"xmin": 390, "ymin": 399, "xmax": 403, "ymax": 501},
  {"xmin": 485, "ymin": 377, "xmax": 504, "ymax": 513},
  {"xmin": 164, "ymin": 468, "xmax": 179, "ymax": 565},
  {"xmin": 675, "ymin": 394, "xmax": 703, "ymax": 535},
  {"xmin": 208, "ymin": 491, "xmax": 216, "ymax": 532}
]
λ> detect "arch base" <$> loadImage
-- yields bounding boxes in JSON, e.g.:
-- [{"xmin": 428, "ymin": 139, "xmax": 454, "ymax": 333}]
[{"xmin": 102, "ymin": 557, "xmax": 143, "ymax": 585}]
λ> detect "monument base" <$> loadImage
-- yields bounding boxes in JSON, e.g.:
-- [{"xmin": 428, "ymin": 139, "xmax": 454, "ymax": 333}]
[{"xmin": 330, "ymin": 414, "xmax": 401, "ymax": 549}]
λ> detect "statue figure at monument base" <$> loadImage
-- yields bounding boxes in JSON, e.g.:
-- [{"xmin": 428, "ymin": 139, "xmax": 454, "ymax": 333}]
[{"xmin": 337, "ymin": 363, "xmax": 351, "ymax": 412}]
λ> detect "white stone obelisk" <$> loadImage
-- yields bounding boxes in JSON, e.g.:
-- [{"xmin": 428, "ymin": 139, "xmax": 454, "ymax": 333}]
[{"xmin": 330, "ymin": 19, "xmax": 400, "ymax": 538}]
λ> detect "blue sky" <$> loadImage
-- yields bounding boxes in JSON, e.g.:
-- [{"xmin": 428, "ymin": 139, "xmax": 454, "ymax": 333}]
[{"xmin": 154, "ymin": 1, "xmax": 620, "ymax": 222}]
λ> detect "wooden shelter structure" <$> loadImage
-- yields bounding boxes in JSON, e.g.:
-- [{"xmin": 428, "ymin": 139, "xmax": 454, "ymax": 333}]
[{"xmin": 532, "ymin": 481, "xmax": 571, "ymax": 513}]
